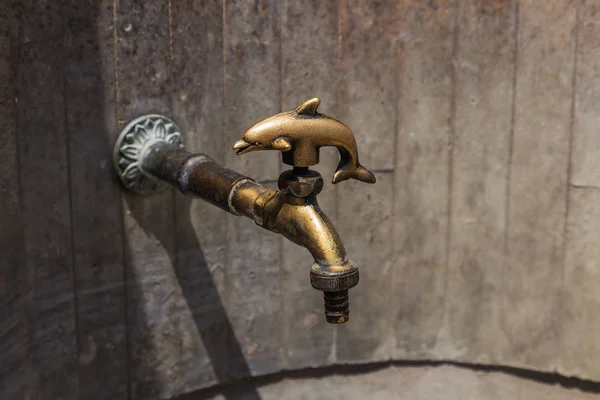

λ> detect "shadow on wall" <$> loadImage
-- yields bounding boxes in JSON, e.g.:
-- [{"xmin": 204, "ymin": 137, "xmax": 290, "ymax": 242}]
[
  {"xmin": 74, "ymin": 0, "xmax": 263, "ymax": 398},
  {"xmin": 124, "ymin": 195, "xmax": 262, "ymax": 399}
]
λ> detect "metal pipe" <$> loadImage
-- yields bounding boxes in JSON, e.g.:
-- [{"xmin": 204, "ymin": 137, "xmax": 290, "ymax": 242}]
[{"xmin": 141, "ymin": 143, "xmax": 253, "ymax": 214}]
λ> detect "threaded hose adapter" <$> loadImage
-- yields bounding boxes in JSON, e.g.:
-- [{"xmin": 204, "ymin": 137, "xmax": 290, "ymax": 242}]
[{"xmin": 310, "ymin": 268, "xmax": 359, "ymax": 324}]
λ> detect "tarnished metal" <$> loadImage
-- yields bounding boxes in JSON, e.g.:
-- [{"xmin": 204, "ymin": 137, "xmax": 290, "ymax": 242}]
[
  {"xmin": 234, "ymin": 98, "xmax": 376, "ymax": 184},
  {"xmin": 141, "ymin": 144, "xmax": 251, "ymax": 214},
  {"xmin": 278, "ymin": 167, "xmax": 324, "ymax": 198},
  {"xmin": 113, "ymin": 115, "xmax": 184, "ymax": 194},
  {"xmin": 323, "ymin": 290, "xmax": 350, "ymax": 324},
  {"xmin": 114, "ymin": 98, "xmax": 376, "ymax": 324}
]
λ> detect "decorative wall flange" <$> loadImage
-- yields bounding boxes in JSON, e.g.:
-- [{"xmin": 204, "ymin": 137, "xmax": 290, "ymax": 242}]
[{"xmin": 113, "ymin": 114, "xmax": 184, "ymax": 194}]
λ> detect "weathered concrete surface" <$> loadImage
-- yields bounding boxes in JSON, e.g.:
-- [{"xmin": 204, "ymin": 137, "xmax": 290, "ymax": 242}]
[
  {"xmin": 446, "ymin": 0, "xmax": 516, "ymax": 364},
  {"xmin": 393, "ymin": 0, "xmax": 455, "ymax": 360},
  {"xmin": 562, "ymin": 0, "xmax": 600, "ymax": 382},
  {"xmin": 9, "ymin": 0, "xmax": 600, "ymax": 399},
  {"xmin": 18, "ymin": 39, "xmax": 79, "ymax": 400},
  {"xmin": 0, "ymin": 5, "xmax": 26, "ymax": 399},
  {"xmin": 66, "ymin": 2, "xmax": 129, "ymax": 398},
  {"xmin": 198, "ymin": 365, "xmax": 599, "ymax": 400},
  {"xmin": 504, "ymin": 0, "xmax": 576, "ymax": 371}
]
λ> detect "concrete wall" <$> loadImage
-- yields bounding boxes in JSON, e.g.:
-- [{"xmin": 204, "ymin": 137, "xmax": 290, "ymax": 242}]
[{"xmin": 3, "ymin": 0, "xmax": 600, "ymax": 399}]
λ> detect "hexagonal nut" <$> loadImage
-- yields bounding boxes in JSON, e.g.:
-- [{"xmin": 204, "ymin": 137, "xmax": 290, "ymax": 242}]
[{"xmin": 278, "ymin": 169, "xmax": 324, "ymax": 197}]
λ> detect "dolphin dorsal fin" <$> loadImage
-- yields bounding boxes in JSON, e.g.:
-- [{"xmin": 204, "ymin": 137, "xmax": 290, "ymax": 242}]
[{"xmin": 295, "ymin": 98, "xmax": 320, "ymax": 116}]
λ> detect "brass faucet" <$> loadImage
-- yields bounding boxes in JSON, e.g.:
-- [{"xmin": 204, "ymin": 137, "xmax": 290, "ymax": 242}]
[{"xmin": 113, "ymin": 98, "xmax": 376, "ymax": 323}]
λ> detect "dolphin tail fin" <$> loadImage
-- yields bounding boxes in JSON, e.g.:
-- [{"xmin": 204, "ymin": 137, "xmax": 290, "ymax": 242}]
[{"xmin": 332, "ymin": 164, "xmax": 376, "ymax": 184}]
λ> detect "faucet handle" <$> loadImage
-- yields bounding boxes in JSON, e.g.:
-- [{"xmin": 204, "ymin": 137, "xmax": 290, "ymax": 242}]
[{"xmin": 233, "ymin": 98, "xmax": 376, "ymax": 185}]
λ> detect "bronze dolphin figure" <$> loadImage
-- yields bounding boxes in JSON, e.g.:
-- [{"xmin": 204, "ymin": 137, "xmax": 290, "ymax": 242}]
[{"xmin": 233, "ymin": 98, "xmax": 376, "ymax": 184}]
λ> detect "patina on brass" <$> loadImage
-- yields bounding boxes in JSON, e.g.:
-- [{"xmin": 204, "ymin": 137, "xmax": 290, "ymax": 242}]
[
  {"xmin": 113, "ymin": 98, "xmax": 376, "ymax": 324},
  {"xmin": 234, "ymin": 98, "xmax": 376, "ymax": 184}
]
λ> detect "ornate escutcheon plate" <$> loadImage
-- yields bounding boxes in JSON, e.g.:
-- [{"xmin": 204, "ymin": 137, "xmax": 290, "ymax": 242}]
[{"xmin": 113, "ymin": 114, "xmax": 184, "ymax": 195}]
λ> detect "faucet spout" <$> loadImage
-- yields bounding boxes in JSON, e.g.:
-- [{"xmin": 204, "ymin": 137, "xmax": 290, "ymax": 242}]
[
  {"xmin": 275, "ymin": 194, "xmax": 359, "ymax": 324},
  {"xmin": 229, "ymin": 168, "xmax": 359, "ymax": 323},
  {"xmin": 276, "ymin": 195, "xmax": 351, "ymax": 271}
]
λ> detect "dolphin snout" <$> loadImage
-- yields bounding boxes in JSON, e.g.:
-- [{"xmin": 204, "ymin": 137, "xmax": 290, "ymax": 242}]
[
  {"xmin": 233, "ymin": 139, "xmax": 249, "ymax": 150},
  {"xmin": 233, "ymin": 139, "xmax": 257, "ymax": 155}
]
